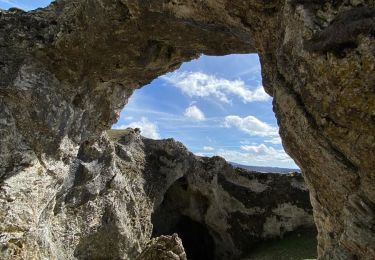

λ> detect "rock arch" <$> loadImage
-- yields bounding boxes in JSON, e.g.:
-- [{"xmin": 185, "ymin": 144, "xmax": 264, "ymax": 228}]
[{"xmin": 0, "ymin": 1, "xmax": 374, "ymax": 259}]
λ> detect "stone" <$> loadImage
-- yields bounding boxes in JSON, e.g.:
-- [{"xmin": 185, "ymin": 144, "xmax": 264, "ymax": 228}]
[
  {"xmin": 136, "ymin": 234, "xmax": 187, "ymax": 260},
  {"xmin": 0, "ymin": 1, "xmax": 374, "ymax": 259},
  {"xmin": 0, "ymin": 128, "xmax": 314, "ymax": 259},
  {"xmin": 151, "ymin": 151, "xmax": 314, "ymax": 259}
]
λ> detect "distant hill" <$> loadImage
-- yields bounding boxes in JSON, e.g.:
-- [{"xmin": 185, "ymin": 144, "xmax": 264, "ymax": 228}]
[{"xmin": 230, "ymin": 162, "xmax": 301, "ymax": 174}]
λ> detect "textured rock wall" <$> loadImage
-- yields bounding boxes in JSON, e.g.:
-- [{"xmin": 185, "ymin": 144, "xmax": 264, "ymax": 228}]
[
  {"xmin": 258, "ymin": 4, "xmax": 375, "ymax": 258},
  {"xmin": 0, "ymin": 0, "xmax": 374, "ymax": 259},
  {"xmin": 0, "ymin": 128, "xmax": 313, "ymax": 259},
  {"xmin": 136, "ymin": 234, "xmax": 187, "ymax": 260},
  {"xmin": 151, "ymin": 153, "xmax": 313, "ymax": 259}
]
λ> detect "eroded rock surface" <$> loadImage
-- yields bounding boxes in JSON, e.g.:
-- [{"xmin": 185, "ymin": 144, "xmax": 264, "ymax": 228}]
[
  {"xmin": 151, "ymin": 153, "xmax": 314, "ymax": 259},
  {"xmin": 136, "ymin": 234, "xmax": 187, "ymax": 260},
  {"xmin": 0, "ymin": 0, "xmax": 374, "ymax": 259},
  {"xmin": 0, "ymin": 128, "xmax": 313, "ymax": 259}
]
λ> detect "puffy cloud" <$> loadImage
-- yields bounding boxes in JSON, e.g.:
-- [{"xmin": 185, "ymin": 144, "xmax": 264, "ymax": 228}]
[
  {"xmin": 184, "ymin": 105, "xmax": 205, "ymax": 121},
  {"xmin": 162, "ymin": 72, "xmax": 269, "ymax": 103},
  {"xmin": 240, "ymin": 144, "xmax": 289, "ymax": 160},
  {"xmin": 265, "ymin": 137, "xmax": 282, "ymax": 144},
  {"xmin": 124, "ymin": 116, "xmax": 134, "ymax": 121},
  {"xmin": 217, "ymin": 144, "xmax": 294, "ymax": 166},
  {"xmin": 114, "ymin": 117, "xmax": 160, "ymax": 139},
  {"xmin": 203, "ymin": 146, "xmax": 215, "ymax": 151},
  {"xmin": 224, "ymin": 115, "xmax": 278, "ymax": 137}
]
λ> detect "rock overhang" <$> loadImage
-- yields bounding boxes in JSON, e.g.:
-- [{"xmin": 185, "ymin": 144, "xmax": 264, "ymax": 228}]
[{"xmin": 0, "ymin": 0, "xmax": 375, "ymax": 259}]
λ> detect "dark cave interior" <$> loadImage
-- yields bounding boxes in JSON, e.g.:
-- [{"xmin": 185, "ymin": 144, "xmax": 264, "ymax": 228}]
[
  {"xmin": 173, "ymin": 216, "xmax": 215, "ymax": 260},
  {"xmin": 152, "ymin": 177, "xmax": 216, "ymax": 260}
]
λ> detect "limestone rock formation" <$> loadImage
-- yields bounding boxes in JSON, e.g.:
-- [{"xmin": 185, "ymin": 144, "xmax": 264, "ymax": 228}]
[
  {"xmin": 145, "ymin": 133, "xmax": 314, "ymax": 259},
  {"xmin": 136, "ymin": 234, "xmax": 187, "ymax": 260},
  {"xmin": 0, "ymin": 0, "xmax": 374, "ymax": 259},
  {"xmin": 150, "ymin": 149, "xmax": 314, "ymax": 259},
  {"xmin": 1, "ymin": 128, "xmax": 313, "ymax": 259}
]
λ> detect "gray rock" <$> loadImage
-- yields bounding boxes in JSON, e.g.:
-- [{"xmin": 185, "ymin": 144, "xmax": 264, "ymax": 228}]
[
  {"xmin": 0, "ymin": 1, "xmax": 374, "ymax": 259},
  {"xmin": 136, "ymin": 234, "xmax": 187, "ymax": 260},
  {"xmin": 0, "ymin": 128, "xmax": 313, "ymax": 259}
]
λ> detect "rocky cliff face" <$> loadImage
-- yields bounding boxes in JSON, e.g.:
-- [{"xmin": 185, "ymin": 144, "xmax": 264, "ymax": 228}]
[
  {"xmin": 1, "ymin": 128, "xmax": 314, "ymax": 259},
  {"xmin": 0, "ymin": 1, "xmax": 374, "ymax": 259},
  {"xmin": 146, "ymin": 137, "xmax": 313, "ymax": 259}
]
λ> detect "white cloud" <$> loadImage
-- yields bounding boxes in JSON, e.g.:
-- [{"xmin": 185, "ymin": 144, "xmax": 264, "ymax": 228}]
[
  {"xmin": 184, "ymin": 105, "xmax": 205, "ymax": 121},
  {"xmin": 240, "ymin": 144, "xmax": 289, "ymax": 160},
  {"xmin": 0, "ymin": 0, "xmax": 18, "ymax": 5},
  {"xmin": 162, "ymin": 72, "xmax": 269, "ymax": 104},
  {"xmin": 203, "ymin": 146, "xmax": 215, "ymax": 151},
  {"xmin": 224, "ymin": 115, "xmax": 278, "ymax": 137},
  {"xmin": 114, "ymin": 117, "xmax": 160, "ymax": 139},
  {"xmin": 124, "ymin": 116, "xmax": 134, "ymax": 121},
  {"xmin": 265, "ymin": 137, "xmax": 282, "ymax": 144},
  {"xmin": 216, "ymin": 144, "xmax": 294, "ymax": 166}
]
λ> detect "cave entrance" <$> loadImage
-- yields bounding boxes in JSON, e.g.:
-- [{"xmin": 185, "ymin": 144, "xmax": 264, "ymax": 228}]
[
  {"xmin": 112, "ymin": 54, "xmax": 300, "ymax": 171},
  {"xmin": 167, "ymin": 216, "xmax": 215, "ymax": 260},
  {"xmin": 152, "ymin": 177, "xmax": 216, "ymax": 260}
]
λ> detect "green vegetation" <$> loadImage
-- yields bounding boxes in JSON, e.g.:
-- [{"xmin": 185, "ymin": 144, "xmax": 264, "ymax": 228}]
[
  {"xmin": 242, "ymin": 229, "xmax": 317, "ymax": 260},
  {"xmin": 107, "ymin": 129, "xmax": 132, "ymax": 142}
]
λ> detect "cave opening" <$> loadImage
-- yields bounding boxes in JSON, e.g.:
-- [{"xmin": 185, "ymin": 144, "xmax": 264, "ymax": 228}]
[
  {"xmin": 150, "ymin": 170, "xmax": 317, "ymax": 260},
  {"xmin": 151, "ymin": 177, "xmax": 217, "ymax": 260},
  {"xmin": 114, "ymin": 53, "xmax": 306, "ymax": 258},
  {"xmin": 165, "ymin": 216, "xmax": 215, "ymax": 260},
  {"xmin": 175, "ymin": 216, "xmax": 216, "ymax": 260},
  {"xmin": 112, "ymin": 54, "xmax": 300, "ymax": 171}
]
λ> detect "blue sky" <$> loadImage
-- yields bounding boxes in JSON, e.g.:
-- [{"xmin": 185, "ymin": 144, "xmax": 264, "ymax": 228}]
[
  {"xmin": 0, "ymin": 0, "xmax": 51, "ymax": 10},
  {"xmin": 1, "ymin": 1, "xmax": 298, "ymax": 168},
  {"xmin": 114, "ymin": 54, "xmax": 298, "ymax": 168}
]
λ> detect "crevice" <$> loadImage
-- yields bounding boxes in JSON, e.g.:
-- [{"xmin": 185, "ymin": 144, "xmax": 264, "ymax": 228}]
[{"xmin": 304, "ymin": 7, "xmax": 375, "ymax": 55}]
